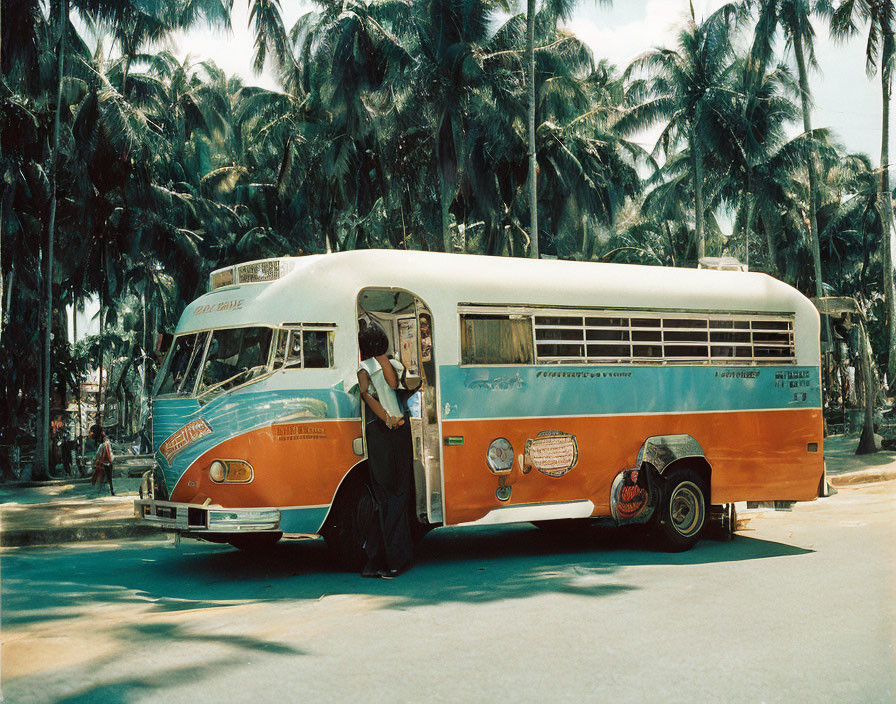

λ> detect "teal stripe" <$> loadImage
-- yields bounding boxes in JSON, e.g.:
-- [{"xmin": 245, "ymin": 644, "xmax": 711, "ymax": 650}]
[
  {"xmin": 278, "ymin": 507, "xmax": 329, "ymax": 534},
  {"xmin": 438, "ymin": 365, "xmax": 820, "ymax": 420}
]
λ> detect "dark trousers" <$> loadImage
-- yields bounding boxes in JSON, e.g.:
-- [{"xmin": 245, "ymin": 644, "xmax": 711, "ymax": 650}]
[
  {"xmin": 61, "ymin": 440, "xmax": 75, "ymax": 475},
  {"xmin": 363, "ymin": 418, "xmax": 414, "ymax": 572}
]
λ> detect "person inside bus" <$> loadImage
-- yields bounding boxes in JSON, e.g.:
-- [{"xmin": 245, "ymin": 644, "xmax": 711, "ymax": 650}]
[{"xmin": 357, "ymin": 323, "xmax": 418, "ymax": 578}]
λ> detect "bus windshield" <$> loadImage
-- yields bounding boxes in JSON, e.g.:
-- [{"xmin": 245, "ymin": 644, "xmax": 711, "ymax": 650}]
[
  {"xmin": 197, "ymin": 327, "xmax": 274, "ymax": 398},
  {"xmin": 156, "ymin": 333, "xmax": 205, "ymax": 396}
]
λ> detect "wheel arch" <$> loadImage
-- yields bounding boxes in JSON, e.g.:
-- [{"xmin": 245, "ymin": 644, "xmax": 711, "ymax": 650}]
[
  {"xmin": 318, "ymin": 459, "xmax": 370, "ymax": 532},
  {"xmin": 635, "ymin": 433, "xmax": 713, "ymax": 507}
]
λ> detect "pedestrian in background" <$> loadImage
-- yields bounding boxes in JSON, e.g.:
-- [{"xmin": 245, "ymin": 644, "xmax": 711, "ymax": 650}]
[{"xmin": 89, "ymin": 424, "xmax": 115, "ymax": 496}]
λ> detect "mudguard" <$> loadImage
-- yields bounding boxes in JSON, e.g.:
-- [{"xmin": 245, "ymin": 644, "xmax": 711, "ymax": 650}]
[{"xmin": 610, "ymin": 435, "xmax": 710, "ymax": 526}]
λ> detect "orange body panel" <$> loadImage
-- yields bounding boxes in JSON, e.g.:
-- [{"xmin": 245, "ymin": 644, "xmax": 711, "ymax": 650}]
[
  {"xmin": 169, "ymin": 420, "xmax": 362, "ymax": 507},
  {"xmin": 441, "ymin": 409, "xmax": 823, "ymax": 525}
]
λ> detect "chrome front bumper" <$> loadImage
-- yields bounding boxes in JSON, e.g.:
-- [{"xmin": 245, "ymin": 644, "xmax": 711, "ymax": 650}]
[{"xmin": 134, "ymin": 499, "xmax": 280, "ymax": 532}]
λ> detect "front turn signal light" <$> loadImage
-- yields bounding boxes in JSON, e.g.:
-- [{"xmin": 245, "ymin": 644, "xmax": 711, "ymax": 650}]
[{"xmin": 224, "ymin": 461, "xmax": 253, "ymax": 483}]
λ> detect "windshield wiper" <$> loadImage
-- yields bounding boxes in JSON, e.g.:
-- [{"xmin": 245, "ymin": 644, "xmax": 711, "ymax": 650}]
[{"xmin": 197, "ymin": 365, "xmax": 269, "ymax": 401}]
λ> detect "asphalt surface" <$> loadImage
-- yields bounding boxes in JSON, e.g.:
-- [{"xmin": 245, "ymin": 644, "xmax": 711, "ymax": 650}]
[{"xmin": 1, "ymin": 479, "xmax": 893, "ymax": 703}]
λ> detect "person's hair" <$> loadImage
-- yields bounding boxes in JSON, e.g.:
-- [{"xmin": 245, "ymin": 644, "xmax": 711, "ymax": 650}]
[
  {"xmin": 89, "ymin": 423, "xmax": 104, "ymax": 438},
  {"xmin": 358, "ymin": 324, "xmax": 389, "ymax": 360}
]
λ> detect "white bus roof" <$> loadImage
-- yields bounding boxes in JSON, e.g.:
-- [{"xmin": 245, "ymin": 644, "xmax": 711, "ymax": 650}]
[{"xmin": 178, "ymin": 250, "xmax": 819, "ymax": 364}]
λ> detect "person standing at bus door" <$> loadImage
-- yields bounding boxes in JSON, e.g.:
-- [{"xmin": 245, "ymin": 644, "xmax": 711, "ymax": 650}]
[
  {"xmin": 357, "ymin": 324, "xmax": 416, "ymax": 578},
  {"xmin": 89, "ymin": 423, "xmax": 115, "ymax": 496}
]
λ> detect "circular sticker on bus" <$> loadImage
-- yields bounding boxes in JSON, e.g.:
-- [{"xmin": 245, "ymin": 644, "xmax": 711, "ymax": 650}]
[{"xmin": 522, "ymin": 431, "xmax": 579, "ymax": 477}]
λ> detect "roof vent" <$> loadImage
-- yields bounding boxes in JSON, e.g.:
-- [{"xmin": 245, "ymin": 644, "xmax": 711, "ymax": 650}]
[
  {"xmin": 210, "ymin": 267, "xmax": 235, "ymax": 290},
  {"xmin": 209, "ymin": 258, "xmax": 296, "ymax": 291},
  {"xmin": 697, "ymin": 256, "xmax": 748, "ymax": 272}
]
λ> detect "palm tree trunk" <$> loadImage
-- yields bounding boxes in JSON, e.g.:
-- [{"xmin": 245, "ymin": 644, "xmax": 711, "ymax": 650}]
[
  {"xmin": 793, "ymin": 38, "xmax": 825, "ymax": 302},
  {"xmin": 879, "ymin": 19, "xmax": 896, "ymax": 387},
  {"xmin": 793, "ymin": 34, "xmax": 834, "ymax": 355},
  {"xmin": 99, "ymin": 240, "xmax": 106, "ymax": 426},
  {"xmin": 0, "ymin": 191, "xmax": 4, "ymax": 345},
  {"xmin": 762, "ymin": 210, "xmax": 779, "ymax": 279},
  {"xmin": 38, "ymin": 0, "xmax": 69, "ymax": 480},
  {"xmin": 122, "ymin": 53, "xmax": 131, "ymax": 96},
  {"xmin": 3, "ymin": 266, "xmax": 13, "ymax": 335},
  {"xmin": 856, "ymin": 320, "xmax": 878, "ymax": 454},
  {"xmin": 440, "ymin": 170, "xmax": 452, "ymax": 253},
  {"xmin": 73, "ymin": 299, "xmax": 84, "ymax": 469},
  {"xmin": 0, "ymin": 0, "xmax": 3, "ymax": 344},
  {"xmin": 527, "ymin": 0, "xmax": 539, "ymax": 259},
  {"xmin": 743, "ymin": 174, "xmax": 754, "ymax": 269},
  {"xmin": 690, "ymin": 127, "xmax": 706, "ymax": 262}
]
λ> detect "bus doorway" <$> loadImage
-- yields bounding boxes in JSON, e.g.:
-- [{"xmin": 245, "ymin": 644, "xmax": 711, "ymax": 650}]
[{"xmin": 357, "ymin": 289, "xmax": 443, "ymax": 524}]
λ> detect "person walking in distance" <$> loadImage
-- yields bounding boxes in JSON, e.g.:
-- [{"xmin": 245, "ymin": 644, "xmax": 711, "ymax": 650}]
[{"xmin": 89, "ymin": 423, "xmax": 115, "ymax": 496}]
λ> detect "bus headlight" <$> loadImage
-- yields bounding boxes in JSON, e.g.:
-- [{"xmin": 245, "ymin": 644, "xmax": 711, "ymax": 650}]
[
  {"xmin": 486, "ymin": 438, "xmax": 514, "ymax": 475},
  {"xmin": 207, "ymin": 460, "xmax": 254, "ymax": 484},
  {"xmin": 209, "ymin": 460, "xmax": 227, "ymax": 482}
]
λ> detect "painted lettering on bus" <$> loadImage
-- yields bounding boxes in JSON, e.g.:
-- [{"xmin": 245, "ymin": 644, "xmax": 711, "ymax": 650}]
[
  {"xmin": 274, "ymin": 424, "xmax": 327, "ymax": 441},
  {"xmin": 194, "ymin": 299, "xmax": 243, "ymax": 315},
  {"xmin": 534, "ymin": 371, "xmax": 632, "ymax": 378},
  {"xmin": 160, "ymin": 419, "xmax": 213, "ymax": 463}
]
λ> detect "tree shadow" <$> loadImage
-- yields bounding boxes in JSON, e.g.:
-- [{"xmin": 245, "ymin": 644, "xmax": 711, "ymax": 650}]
[
  {"xmin": 2, "ymin": 606, "xmax": 306, "ymax": 703},
  {"xmin": 2, "ymin": 522, "xmax": 813, "ymax": 628}
]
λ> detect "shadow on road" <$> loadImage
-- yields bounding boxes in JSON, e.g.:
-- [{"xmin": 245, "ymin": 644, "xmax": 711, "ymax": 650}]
[
  {"xmin": 2, "ymin": 523, "xmax": 813, "ymax": 627},
  {"xmin": 1, "ymin": 526, "xmax": 814, "ymax": 702}
]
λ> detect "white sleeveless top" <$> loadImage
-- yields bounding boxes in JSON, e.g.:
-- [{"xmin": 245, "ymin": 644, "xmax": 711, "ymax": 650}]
[{"xmin": 359, "ymin": 358, "xmax": 404, "ymax": 419}]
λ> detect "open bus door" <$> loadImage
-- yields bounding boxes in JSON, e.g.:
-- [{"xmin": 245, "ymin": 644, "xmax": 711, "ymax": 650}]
[{"xmin": 356, "ymin": 289, "xmax": 443, "ymax": 525}]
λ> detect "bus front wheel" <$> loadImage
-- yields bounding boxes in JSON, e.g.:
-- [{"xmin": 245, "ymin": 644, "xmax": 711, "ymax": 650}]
[
  {"xmin": 322, "ymin": 475, "xmax": 376, "ymax": 571},
  {"xmin": 652, "ymin": 468, "xmax": 707, "ymax": 552}
]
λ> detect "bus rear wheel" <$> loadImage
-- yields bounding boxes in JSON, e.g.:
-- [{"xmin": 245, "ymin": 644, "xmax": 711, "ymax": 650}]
[
  {"xmin": 322, "ymin": 475, "xmax": 376, "ymax": 571},
  {"xmin": 652, "ymin": 468, "xmax": 707, "ymax": 552}
]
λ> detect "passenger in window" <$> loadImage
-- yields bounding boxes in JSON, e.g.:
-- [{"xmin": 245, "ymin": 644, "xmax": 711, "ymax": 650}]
[{"xmin": 357, "ymin": 324, "xmax": 418, "ymax": 578}]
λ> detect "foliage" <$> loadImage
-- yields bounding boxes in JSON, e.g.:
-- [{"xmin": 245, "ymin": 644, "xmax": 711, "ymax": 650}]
[{"xmin": 1, "ymin": 0, "xmax": 894, "ymax": 463}]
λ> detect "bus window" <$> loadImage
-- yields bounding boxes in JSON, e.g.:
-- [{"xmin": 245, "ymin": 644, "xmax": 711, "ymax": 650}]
[
  {"xmin": 281, "ymin": 328, "xmax": 334, "ymax": 369},
  {"xmin": 460, "ymin": 315, "xmax": 534, "ymax": 365},
  {"xmin": 157, "ymin": 333, "xmax": 202, "ymax": 395},
  {"xmin": 284, "ymin": 330, "xmax": 303, "ymax": 368},
  {"xmin": 198, "ymin": 326, "xmax": 274, "ymax": 396},
  {"xmin": 178, "ymin": 331, "xmax": 210, "ymax": 395},
  {"xmin": 303, "ymin": 330, "xmax": 332, "ymax": 368},
  {"xmin": 272, "ymin": 328, "xmax": 290, "ymax": 368}
]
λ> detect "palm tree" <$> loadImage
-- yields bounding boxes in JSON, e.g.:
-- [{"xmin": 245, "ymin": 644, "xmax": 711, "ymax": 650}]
[
  {"xmin": 749, "ymin": 1, "xmax": 829, "ymax": 312},
  {"xmin": 715, "ymin": 60, "xmax": 800, "ymax": 269},
  {"xmin": 618, "ymin": 3, "xmax": 742, "ymax": 263},
  {"xmin": 524, "ymin": 0, "xmax": 613, "ymax": 259},
  {"xmin": 827, "ymin": 0, "xmax": 896, "ymax": 385}
]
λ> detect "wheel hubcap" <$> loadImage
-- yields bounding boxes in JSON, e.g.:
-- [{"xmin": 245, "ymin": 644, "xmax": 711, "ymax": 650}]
[{"xmin": 669, "ymin": 481, "xmax": 704, "ymax": 537}]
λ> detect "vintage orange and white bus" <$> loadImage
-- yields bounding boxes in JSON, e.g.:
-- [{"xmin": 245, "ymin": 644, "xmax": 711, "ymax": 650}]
[{"xmin": 135, "ymin": 250, "xmax": 826, "ymax": 559}]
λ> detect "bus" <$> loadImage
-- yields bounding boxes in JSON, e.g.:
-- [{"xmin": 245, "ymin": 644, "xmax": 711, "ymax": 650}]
[{"xmin": 135, "ymin": 250, "xmax": 826, "ymax": 560}]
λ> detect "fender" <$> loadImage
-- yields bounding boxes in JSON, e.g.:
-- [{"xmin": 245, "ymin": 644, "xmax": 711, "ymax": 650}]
[
  {"xmin": 318, "ymin": 458, "xmax": 370, "ymax": 531},
  {"xmin": 636, "ymin": 434, "xmax": 708, "ymax": 475},
  {"xmin": 610, "ymin": 434, "xmax": 712, "ymax": 526}
]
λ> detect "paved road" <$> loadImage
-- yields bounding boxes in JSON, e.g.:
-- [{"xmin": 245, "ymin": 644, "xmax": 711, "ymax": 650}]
[{"xmin": 2, "ymin": 482, "xmax": 894, "ymax": 703}]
